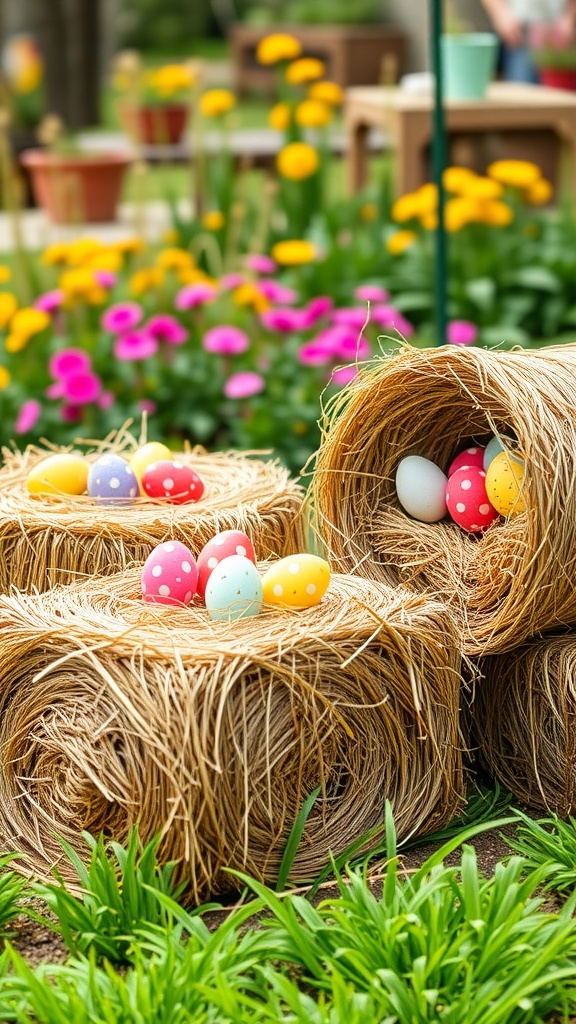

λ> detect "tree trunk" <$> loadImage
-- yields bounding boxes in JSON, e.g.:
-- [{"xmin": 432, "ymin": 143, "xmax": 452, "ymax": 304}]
[{"xmin": 31, "ymin": 0, "xmax": 101, "ymax": 129}]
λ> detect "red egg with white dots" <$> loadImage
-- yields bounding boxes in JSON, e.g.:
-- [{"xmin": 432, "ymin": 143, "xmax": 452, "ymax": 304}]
[
  {"xmin": 447, "ymin": 445, "xmax": 486, "ymax": 477},
  {"xmin": 141, "ymin": 460, "xmax": 205, "ymax": 504},
  {"xmin": 196, "ymin": 530, "xmax": 256, "ymax": 600},
  {"xmin": 141, "ymin": 541, "xmax": 198, "ymax": 606},
  {"xmin": 445, "ymin": 466, "xmax": 499, "ymax": 533}
]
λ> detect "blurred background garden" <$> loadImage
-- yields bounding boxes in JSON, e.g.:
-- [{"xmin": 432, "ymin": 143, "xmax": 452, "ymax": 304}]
[{"xmin": 0, "ymin": 0, "xmax": 575, "ymax": 472}]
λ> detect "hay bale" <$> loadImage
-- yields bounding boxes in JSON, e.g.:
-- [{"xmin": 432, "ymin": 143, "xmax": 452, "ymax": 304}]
[
  {"xmin": 0, "ymin": 432, "xmax": 305, "ymax": 592},
  {"xmin": 312, "ymin": 343, "xmax": 576, "ymax": 655},
  {"xmin": 472, "ymin": 633, "xmax": 576, "ymax": 815},
  {"xmin": 0, "ymin": 569, "xmax": 463, "ymax": 901}
]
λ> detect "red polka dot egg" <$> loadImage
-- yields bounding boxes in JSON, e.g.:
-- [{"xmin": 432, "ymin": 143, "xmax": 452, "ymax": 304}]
[
  {"xmin": 196, "ymin": 530, "xmax": 256, "ymax": 600},
  {"xmin": 141, "ymin": 541, "xmax": 198, "ymax": 606},
  {"xmin": 447, "ymin": 445, "xmax": 486, "ymax": 476},
  {"xmin": 141, "ymin": 460, "xmax": 205, "ymax": 504},
  {"xmin": 445, "ymin": 466, "xmax": 499, "ymax": 533}
]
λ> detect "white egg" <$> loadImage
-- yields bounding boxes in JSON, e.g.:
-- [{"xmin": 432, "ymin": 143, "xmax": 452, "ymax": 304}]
[{"xmin": 395, "ymin": 456, "xmax": 448, "ymax": 523}]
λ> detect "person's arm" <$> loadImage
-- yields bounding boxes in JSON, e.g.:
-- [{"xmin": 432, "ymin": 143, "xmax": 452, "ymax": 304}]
[{"xmin": 480, "ymin": 0, "xmax": 524, "ymax": 46}]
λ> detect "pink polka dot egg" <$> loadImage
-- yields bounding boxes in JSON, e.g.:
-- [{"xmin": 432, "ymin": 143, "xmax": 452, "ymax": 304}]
[
  {"xmin": 447, "ymin": 445, "xmax": 486, "ymax": 477},
  {"xmin": 446, "ymin": 466, "xmax": 499, "ymax": 533},
  {"xmin": 141, "ymin": 460, "xmax": 205, "ymax": 505},
  {"xmin": 141, "ymin": 541, "xmax": 198, "ymax": 606},
  {"xmin": 196, "ymin": 530, "xmax": 256, "ymax": 600}
]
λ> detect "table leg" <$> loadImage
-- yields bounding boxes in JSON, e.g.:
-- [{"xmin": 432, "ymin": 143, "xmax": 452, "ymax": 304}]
[{"xmin": 345, "ymin": 114, "xmax": 369, "ymax": 192}]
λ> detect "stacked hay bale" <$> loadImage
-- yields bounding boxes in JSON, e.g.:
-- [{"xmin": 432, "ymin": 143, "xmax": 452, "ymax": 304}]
[{"xmin": 312, "ymin": 342, "xmax": 576, "ymax": 812}]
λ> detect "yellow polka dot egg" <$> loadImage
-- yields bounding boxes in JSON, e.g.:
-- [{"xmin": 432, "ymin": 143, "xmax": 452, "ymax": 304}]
[{"xmin": 262, "ymin": 553, "xmax": 331, "ymax": 609}]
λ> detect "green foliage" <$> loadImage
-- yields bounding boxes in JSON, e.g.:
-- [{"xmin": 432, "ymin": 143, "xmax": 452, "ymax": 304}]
[
  {"xmin": 0, "ymin": 854, "xmax": 30, "ymax": 934},
  {"xmin": 118, "ymin": 0, "xmax": 217, "ymax": 53},
  {"xmin": 506, "ymin": 809, "xmax": 576, "ymax": 893},
  {"xmin": 243, "ymin": 0, "xmax": 380, "ymax": 25}
]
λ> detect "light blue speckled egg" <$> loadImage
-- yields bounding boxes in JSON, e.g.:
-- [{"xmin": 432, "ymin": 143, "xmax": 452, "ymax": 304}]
[
  {"xmin": 205, "ymin": 554, "xmax": 263, "ymax": 622},
  {"xmin": 87, "ymin": 454, "xmax": 139, "ymax": 505}
]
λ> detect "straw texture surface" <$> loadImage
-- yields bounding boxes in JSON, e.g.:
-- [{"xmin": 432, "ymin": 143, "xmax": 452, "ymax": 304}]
[
  {"xmin": 0, "ymin": 430, "xmax": 305, "ymax": 592},
  {"xmin": 0, "ymin": 569, "xmax": 463, "ymax": 901},
  {"xmin": 472, "ymin": 633, "xmax": 576, "ymax": 815},
  {"xmin": 311, "ymin": 343, "xmax": 576, "ymax": 655}
]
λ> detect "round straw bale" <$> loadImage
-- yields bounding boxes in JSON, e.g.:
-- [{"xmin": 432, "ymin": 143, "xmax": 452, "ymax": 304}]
[
  {"xmin": 0, "ymin": 429, "xmax": 305, "ymax": 592},
  {"xmin": 311, "ymin": 343, "xmax": 576, "ymax": 656},
  {"xmin": 471, "ymin": 633, "xmax": 576, "ymax": 815},
  {"xmin": 0, "ymin": 569, "xmax": 463, "ymax": 901}
]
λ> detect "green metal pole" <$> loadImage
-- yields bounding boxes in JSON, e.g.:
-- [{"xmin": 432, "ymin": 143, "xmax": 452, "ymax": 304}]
[{"xmin": 430, "ymin": 0, "xmax": 448, "ymax": 346}]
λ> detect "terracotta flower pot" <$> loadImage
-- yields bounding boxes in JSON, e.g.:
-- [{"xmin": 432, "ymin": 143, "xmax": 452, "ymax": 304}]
[
  {"xmin": 539, "ymin": 66, "xmax": 576, "ymax": 90},
  {"xmin": 120, "ymin": 103, "xmax": 190, "ymax": 145},
  {"xmin": 19, "ymin": 149, "xmax": 132, "ymax": 224}
]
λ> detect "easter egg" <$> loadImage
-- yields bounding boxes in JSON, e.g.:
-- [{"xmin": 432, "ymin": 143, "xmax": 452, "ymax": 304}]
[
  {"xmin": 445, "ymin": 466, "xmax": 499, "ymax": 533},
  {"xmin": 205, "ymin": 554, "xmax": 263, "ymax": 621},
  {"xmin": 129, "ymin": 442, "xmax": 172, "ymax": 487},
  {"xmin": 483, "ymin": 433, "xmax": 515, "ymax": 472},
  {"xmin": 196, "ymin": 530, "xmax": 256, "ymax": 600},
  {"xmin": 395, "ymin": 456, "xmax": 447, "ymax": 523},
  {"xmin": 141, "ymin": 540, "xmax": 198, "ymax": 606},
  {"xmin": 485, "ymin": 451, "xmax": 526, "ymax": 517},
  {"xmin": 261, "ymin": 553, "xmax": 331, "ymax": 609},
  {"xmin": 141, "ymin": 460, "xmax": 205, "ymax": 505},
  {"xmin": 447, "ymin": 445, "xmax": 485, "ymax": 476},
  {"xmin": 87, "ymin": 454, "xmax": 139, "ymax": 505},
  {"xmin": 26, "ymin": 453, "xmax": 89, "ymax": 496}
]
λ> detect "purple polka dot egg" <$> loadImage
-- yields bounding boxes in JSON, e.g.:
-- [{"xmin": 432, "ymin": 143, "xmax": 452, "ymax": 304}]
[
  {"xmin": 87, "ymin": 455, "xmax": 139, "ymax": 505},
  {"xmin": 141, "ymin": 541, "xmax": 198, "ymax": 606}
]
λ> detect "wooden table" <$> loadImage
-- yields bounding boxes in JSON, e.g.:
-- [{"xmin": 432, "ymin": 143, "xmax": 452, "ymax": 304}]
[
  {"xmin": 344, "ymin": 82, "xmax": 576, "ymax": 197},
  {"xmin": 231, "ymin": 23, "xmax": 406, "ymax": 96}
]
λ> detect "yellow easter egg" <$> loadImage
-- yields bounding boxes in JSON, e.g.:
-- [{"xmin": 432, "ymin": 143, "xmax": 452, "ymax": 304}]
[
  {"xmin": 262, "ymin": 553, "xmax": 331, "ymax": 609},
  {"xmin": 26, "ymin": 453, "xmax": 89, "ymax": 496},
  {"xmin": 129, "ymin": 442, "xmax": 172, "ymax": 488},
  {"xmin": 485, "ymin": 450, "xmax": 526, "ymax": 517}
]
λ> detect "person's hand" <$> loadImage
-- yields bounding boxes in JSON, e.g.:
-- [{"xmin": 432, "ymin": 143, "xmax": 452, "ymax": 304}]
[{"xmin": 492, "ymin": 6, "xmax": 524, "ymax": 47}]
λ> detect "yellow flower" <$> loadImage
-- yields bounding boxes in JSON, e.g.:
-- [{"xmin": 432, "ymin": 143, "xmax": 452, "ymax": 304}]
[
  {"xmin": 146, "ymin": 63, "xmax": 196, "ymax": 100},
  {"xmin": 360, "ymin": 202, "xmax": 378, "ymax": 222},
  {"xmin": 444, "ymin": 197, "xmax": 480, "ymax": 232},
  {"xmin": 85, "ymin": 287, "xmax": 108, "ymax": 305},
  {"xmin": 41, "ymin": 242, "xmax": 70, "ymax": 265},
  {"xmin": 308, "ymin": 80, "xmax": 344, "ymax": 105},
  {"xmin": 199, "ymin": 89, "xmax": 236, "ymax": 118},
  {"xmin": 129, "ymin": 267, "xmax": 164, "ymax": 295},
  {"xmin": 0, "ymin": 266, "xmax": 11, "ymax": 284},
  {"xmin": 271, "ymin": 239, "xmax": 316, "ymax": 266},
  {"xmin": 525, "ymin": 178, "xmax": 553, "ymax": 205},
  {"xmin": 478, "ymin": 199, "xmax": 514, "ymax": 227},
  {"xmin": 178, "ymin": 268, "xmax": 217, "ymax": 287},
  {"xmin": 391, "ymin": 192, "xmax": 422, "ymax": 222},
  {"xmin": 415, "ymin": 183, "xmax": 438, "ymax": 216},
  {"xmin": 66, "ymin": 238, "xmax": 105, "ymax": 266},
  {"xmin": 5, "ymin": 334, "xmax": 27, "ymax": 353},
  {"xmin": 269, "ymin": 102, "xmax": 291, "ymax": 131},
  {"xmin": 155, "ymin": 247, "xmax": 194, "ymax": 271},
  {"xmin": 88, "ymin": 250, "xmax": 123, "ymax": 273},
  {"xmin": 233, "ymin": 282, "xmax": 270, "ymax": 314},
  {"xmin": 460, "ymin": 176, "xmax": 504, "ymax": 200},
  {"xmin": 443, "ymin": 166, "xmax": 478, "ymax": 194},
  {"xmin": 10, "ymin": 308, "xmax": 50, "ymax": 338},
  {"xmin": 115, "ymin": 237, "xmax": 145, "ymax": 254},
  {"xmin": 487, "ymin": 159, "xmax": 541, "ymax": 189},
  {"xmin": 295, "ymin": 99, "xmax": 332, "ymax": 129},
  {"xmin": 59, "ymin": 268, "xmax": 99, "ymax": 300},
  {"xmin": 202, "ymin": 210, "xmax": 225, "ymax": 230},
  {"xmin": 0, "ymin": 366, "xmax": 10, "ymax": 389},
  {"xmin": 277, "ymin": 141, "xmax": 319, "ymax": 180},
  {"xmin": 256, "ymin": 33, "xmax": 302, "ymax": 65},
  {"xmin": 421, "ymin": 211, "xmax": 438, "ymax": 231},
  {"xmin": 286, "ymin": 58, "xmax": 326, "ymax": 85},
  {"xmin": 386, "ymin": 230, "xmax": 417, "ymax": 255},
  {"xmin": 163, "ymin": 228, "xmax": 181, "ymax": 245},
  {"xmin": 0, "ymin": 292, "xmax": 18, "ymax": 328}
]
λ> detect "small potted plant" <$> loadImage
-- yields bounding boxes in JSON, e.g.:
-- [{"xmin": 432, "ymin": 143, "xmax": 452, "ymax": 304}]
[
  {"xmin": 529, "ymin": 21, "xmax": 576, "ymax": 89},
  {"xmin": 114, "ymin": 52, "xmax": 198, "ymax": 146}
]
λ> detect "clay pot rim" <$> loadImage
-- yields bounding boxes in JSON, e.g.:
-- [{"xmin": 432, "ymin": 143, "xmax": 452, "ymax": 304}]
[{"xmin": 20, "ymin": 148, "xmax": 133, "ymax": 169}]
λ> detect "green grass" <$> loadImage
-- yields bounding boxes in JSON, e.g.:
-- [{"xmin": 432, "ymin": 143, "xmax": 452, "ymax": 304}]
[{"xmin": 506, "ymin": 809, "xmax": 576, "ymax": 893}]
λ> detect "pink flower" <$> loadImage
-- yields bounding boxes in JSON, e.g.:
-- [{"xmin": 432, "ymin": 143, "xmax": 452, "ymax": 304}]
[
  {"xmin": 46, "ymin": 382, "xmax": 64, "ymax": 399},
  {"xmin": 146, "ymin": 314, "xmax": 188, "ymax": 345},
  {"xmin": 303, "ymin": 296, "xmax": 333, "ymax": 325},
  {"xmin": 330, "ymin": 328, "xmax": 371, "ymax": 361},
  {"xmin": 447, "ymin": 319, "xmax": 478, "ymax": 346},
  {"xmin": 98, "ymin": 391, "xmax": 115, "ymax": 410},
  {"xmin": 354, "ymin": 284, "xmax": 390, "ymax": 303},
  {"xmin": 261, "ymin": 307, "xmax": 305, "ymax": 333},
  {"xmin": 61, "ymin": 371, "xmax": 102, "ymax": 405},
  {"xmin": 139, "ymin": 399, "xmax": 157, "ymax": 415},
  {"xmin": 34, "ymin": 289, "xmax": 64, "ymax": 313},
  {"xmin": 332, "ymin": 307, "xmax": 370, "ymax": 330},
  {"xmin": 331, "ymin": 365, "xmax": 359, "ymax": 387},
  {"xmin": 102, "ymin": 301, "xmax": 143, "ymax": 333},
  {"xmin": 95, "ymin": 271, "xmax": 118, "ymax": 289},
  {"xmin": 297, "ymin": 341, "xmax": 334, "ymax": 366},
  {"xmin": 203, "ymin": 325, "xmax": 250, "ymax": 355},
  {"xmin": 49, "ymin": 348, "xmax": 92, "ymax": 380},
  {"xmin": 175, "ymin": 283, "xmax": 216, "ymax": 310},
  {"xmin": 219, "ymin": 273, "xmax": 245, "ymax": 291},
  {"xmin": 245, "ymin": 254, "xmax": 277, "ymax": 274},
  {"xmin": 224, "ymin": 371, "xmax": 265, "ymax": 399},
  {"xmin": 60, "ymin": 404, "xmax": 82, "ymax": 423},
  {"xmin": 258, "ymin": 280, "xmax": 298, "ymax": 305},
  {"xmin": 372, "ymin": 304, "xmax": 414, "ymax": 337},
  {"xmin": 114, "ymin": 330, "xmax": 159, "ymax": 361},
  {"xmin": 15, "ymin": 399, "xmax": 41, "ymax": 434}
]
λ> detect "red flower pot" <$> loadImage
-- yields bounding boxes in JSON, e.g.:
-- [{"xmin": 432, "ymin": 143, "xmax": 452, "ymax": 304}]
[
  {"xmin": 539, "ymin": 67, "xmax": 576, "ymax": 90},
  {"xmin": 120, "ymin": 103, "xmax": 190, "ymax": 145},
  {"xmin": 19, "ymin": 149, "xmax": 131, "ymax": 224}
]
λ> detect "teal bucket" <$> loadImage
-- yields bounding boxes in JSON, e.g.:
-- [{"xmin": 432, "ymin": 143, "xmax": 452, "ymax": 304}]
[{"xmin": 441, "ymin": 33, "xmax": 498, "ymax": 100}]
